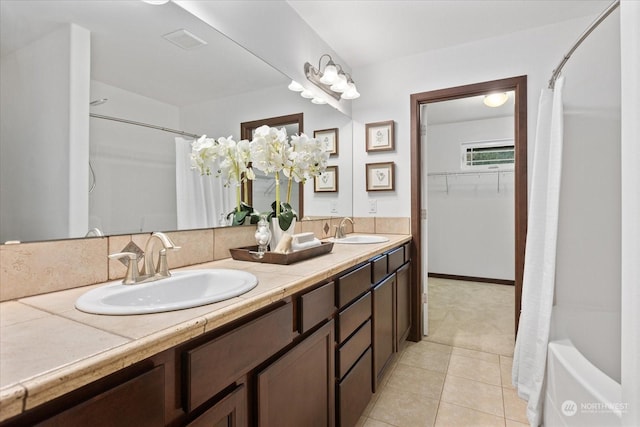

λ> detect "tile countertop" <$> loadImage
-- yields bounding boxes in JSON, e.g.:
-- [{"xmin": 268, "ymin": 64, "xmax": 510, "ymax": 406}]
[{"xmin": 0, "ymin": 234, "xmax": 411, "ymax": 421}]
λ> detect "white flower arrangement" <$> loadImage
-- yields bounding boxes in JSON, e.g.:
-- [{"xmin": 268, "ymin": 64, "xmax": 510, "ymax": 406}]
[{"xmin": 190, "ymin": 126, "xmax": 329, "ymax": 228}]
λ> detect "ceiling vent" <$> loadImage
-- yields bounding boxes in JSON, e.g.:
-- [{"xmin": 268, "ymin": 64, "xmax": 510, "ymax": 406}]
[{"xmin": 162, "ymin": 29, "xmax": 207, "ymax": 50}]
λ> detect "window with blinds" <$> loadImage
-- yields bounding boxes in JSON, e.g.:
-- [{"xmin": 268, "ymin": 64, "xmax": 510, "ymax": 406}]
[{"xmin": 460, "ymin": 139, "xmax": 514, "ymax": 170}]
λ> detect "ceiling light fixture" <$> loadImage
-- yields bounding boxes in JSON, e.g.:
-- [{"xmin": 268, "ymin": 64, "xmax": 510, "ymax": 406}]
[
  {"xmin": 483, "ymin": 92, "xmax": 509, "ymax": 107},
  {"xmin": 304, "ymin": 54, "xmax": 360, "ymax": 101}
]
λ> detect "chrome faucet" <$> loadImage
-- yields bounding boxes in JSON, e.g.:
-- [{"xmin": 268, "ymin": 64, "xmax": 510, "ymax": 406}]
[
  {"xmin": 108, "ymin": 232, "xmax": 180, "ymax": 285},
  {"xmin": 335, "ymin": 217, "xmax": 354, "ymax": 239},
  {"xmin": 85, "ymin": 227, "xmax": 104, "ymax": 237}
]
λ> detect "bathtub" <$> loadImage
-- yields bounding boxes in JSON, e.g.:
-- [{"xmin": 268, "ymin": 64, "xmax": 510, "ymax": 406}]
[{"xmin": 544, "ymin": 307, "xmax": 623, "ymax": 426}]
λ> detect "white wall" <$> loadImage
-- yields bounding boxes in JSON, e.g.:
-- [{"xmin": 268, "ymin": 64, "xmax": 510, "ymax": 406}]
[
  {"xmin": 89, "ymin": 81, "xmax": 180, "ymax": 235},
  {"xmin": 620, "ymin": 2, "xmax": 640, "ymax": 425},
  {"xmin": 0, "ymin": 24, "xmax": 90, "ymax": 242},
  {"xmin": 180, "ymin": 84, "xmax": 353, "ymax": 218},
  {"xmin": 553, "ymin": 7, "xmax": 622, "ymax": 383},
  {"xmin": 427, "ymin": 116, "xmax": 514, "ymax": 280}
]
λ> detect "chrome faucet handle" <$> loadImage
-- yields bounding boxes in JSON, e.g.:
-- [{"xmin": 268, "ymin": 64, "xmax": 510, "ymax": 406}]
[{"xmin": 108, "ymin": 252, "xmax": 140, "ymax": 285}]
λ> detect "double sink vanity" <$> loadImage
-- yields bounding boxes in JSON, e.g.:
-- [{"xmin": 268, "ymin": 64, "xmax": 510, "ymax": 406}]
[{"xmin": 0, "ymin": 232, "xmax": 412, "ymax": 426}]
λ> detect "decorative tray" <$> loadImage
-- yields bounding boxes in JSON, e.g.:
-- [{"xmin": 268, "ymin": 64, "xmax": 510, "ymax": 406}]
[{"xmin": 229, "ymin": 241, "xmax": 334, "ymax": 265}]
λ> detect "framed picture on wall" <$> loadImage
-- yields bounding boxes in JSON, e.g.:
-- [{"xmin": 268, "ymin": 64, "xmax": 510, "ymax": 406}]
[
  {"xmin": 365, "ymin": 120, "xmax": 395, "ymax": 152},
  {"xmin": 366, "ymin": 162, "xmax": 395, "ymax": 191},
  {"xmin": 315, "ymin": 166, "xmax": 339, "ymax": 192},
  {"xmin": 314, "ymin": 128, "xmax": 339, "ymax": 156}
]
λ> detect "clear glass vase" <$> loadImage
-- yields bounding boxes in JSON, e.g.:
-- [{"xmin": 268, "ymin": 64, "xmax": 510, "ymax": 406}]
[{"xmin": 254, "ymin": 215, "xmax": 272, "ymax": 254}]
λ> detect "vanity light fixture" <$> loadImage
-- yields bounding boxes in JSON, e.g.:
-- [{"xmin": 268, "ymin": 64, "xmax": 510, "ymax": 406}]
[
  {"xmin": 483, "ymin": 92, "xmax": 509, "ymax": 107},
  {"xmin": 142, "ymin": 0, "xmax": 170, "ymax": 4},
  {"xmin": 304, "ymin": 54, "xmax": 360, "ymax": 100}
]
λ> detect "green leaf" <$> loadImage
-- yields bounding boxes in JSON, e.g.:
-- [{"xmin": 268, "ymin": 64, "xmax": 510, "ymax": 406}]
[
  {"xmin": 267, "ymin": 201, "xmax": 298, "ymax": 230},
  {"xmin": 227, "ymin": 202, "xmax": 257, "ymax": 226}
]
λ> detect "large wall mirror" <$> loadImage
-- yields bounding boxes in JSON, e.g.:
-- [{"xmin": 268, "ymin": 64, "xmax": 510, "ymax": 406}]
[{"xmin": 0, "ymin": 0, "xmax": 353, "ymax": 243}]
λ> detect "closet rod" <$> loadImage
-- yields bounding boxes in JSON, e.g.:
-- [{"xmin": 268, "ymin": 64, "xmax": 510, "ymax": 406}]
[
  {"xmin": 427, "ymin": 170, "xmax": 514, "ymax": 177},
  {"xmin": 90, "ymin": 113, "xmax": 201, "ymax": 139},
  {"xmin": 548, "ymin": 0, "xmax": 620, "ymax": 89}
]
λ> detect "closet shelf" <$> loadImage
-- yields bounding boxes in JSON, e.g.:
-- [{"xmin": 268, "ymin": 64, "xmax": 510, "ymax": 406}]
[
  {"xmin": 427, "ymin": 170, "xmax": 514, "ymax": 194},
  {"xmin": 427, "ymin": 170, "xmax": 514, "ymax": 177}
]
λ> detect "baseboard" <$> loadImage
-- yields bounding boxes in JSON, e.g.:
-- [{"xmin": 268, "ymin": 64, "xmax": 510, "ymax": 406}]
[{"xmin": 427, "ymin": 272, "xmax": 515, "ymax": 286}]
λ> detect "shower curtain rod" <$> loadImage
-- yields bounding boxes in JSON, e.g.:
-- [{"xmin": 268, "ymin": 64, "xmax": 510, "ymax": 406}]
[
  {"xmin": 89, "ymin": 113, "xmax": 201, "ymax": 139},
  {"xmin": 548, "ymin": 0, "xmax": 620, "ymax": 89}
]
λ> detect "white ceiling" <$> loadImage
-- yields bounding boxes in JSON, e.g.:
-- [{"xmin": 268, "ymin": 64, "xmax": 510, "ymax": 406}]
[
  {"xmin": 425, "ymin": 91, "xmax": 515, "ymax": 125},
  {"xmin": 287, "ymin": 0, "xmax": 612, "ymax": 69}
]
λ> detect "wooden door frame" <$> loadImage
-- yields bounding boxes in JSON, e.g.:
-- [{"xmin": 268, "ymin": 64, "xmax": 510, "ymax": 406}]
[{"xmin": 408, "ymin": 75, "xmax": 528, "ymax": 340}]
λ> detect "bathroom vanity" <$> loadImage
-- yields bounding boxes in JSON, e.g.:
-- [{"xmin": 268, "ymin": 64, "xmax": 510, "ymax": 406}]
[{"xmin": 0, "ymin": 235, "xmax": 412, "ymax": 426}]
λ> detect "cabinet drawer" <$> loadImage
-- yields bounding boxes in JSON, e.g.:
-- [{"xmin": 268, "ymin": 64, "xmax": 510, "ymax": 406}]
[
  {"xmin": 300, "ymin": 281, "xmax": 336, "ymax": 333},
  {"xmin": 337, "ymin": 292, "xmax": 371, "ymax": 344},
  {"xmin": 387, "ymin": 247, "xmax": 405, "ymax": 272},
  {"xmin": 185, "ymin": 302, "xmax": 294, "ymax": 412},
  {"xmin": 337, "ymin": 320, "xmax": 371, "ymax": 380},
  {"xmin": 40, "ymin": 366, "xmax": 164, "ymax": 427},
  {"xmin": 337, "ymin": 263, "xmax": 372, "ymax": 308},
  {"xmin": 371, "ymin": 255, "xmax": 388, "ymax": 284},
  {"xmin": 404, "ymin": 242, "xmax": 411, "ymax": 262},
  {"xmin": 338, "ymin": 348, "xmax": 372, "ymax": 427}
]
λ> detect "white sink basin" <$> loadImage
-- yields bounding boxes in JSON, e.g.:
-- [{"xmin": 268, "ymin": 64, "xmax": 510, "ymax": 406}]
[
  {"xmin": 75, "ymin": 269, "xmax": 258, "ymax": 315},
  {"xmin": 329, "ymin": 235, "xmax": 390, "ymax": 244}
]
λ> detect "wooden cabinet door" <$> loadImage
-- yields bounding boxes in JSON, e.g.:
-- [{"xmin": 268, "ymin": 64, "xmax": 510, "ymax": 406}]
[
  {"xmin": 257, "ymin": 321, "xmax": 335, "ymax": 427},
  {"xmin": 337, "ymin": 348, "xmax": 372, "ymax": 427},
  {"xmin": 36, "ymin": 366, "xmax": 165, "ymax": 427},
  {"xmin": 187, "ymin": 384, "xmax": 246, "ymax": 427},
  {"xmin": 396, "ymin": 262, "xmax": 411, "ymax": 348},
  {"xmin": 373, "ymin": 274, "xmax": 395, "ymax": 389}
]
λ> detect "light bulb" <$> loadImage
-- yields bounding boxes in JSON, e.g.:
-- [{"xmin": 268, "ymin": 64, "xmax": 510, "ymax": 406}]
[
  {"xmin": 330, "ymin": 74, "xmax": 348, "ymax": 92},
  {"xmin": 311, "ymin": 97, "xmax": 328, "ymax": 105},
  {"xmin": 319, "ymin": 63, "xmax": 338, "ymax": 85},
  {"xmin": 300, "ymin": 90, "xmax": 314, "ymax": 99},
  {"xmin": 341, "ymin": 84, "xmax": 360, "ymax": 100},
  {"xmin": 288, "ymin": 80, "xmax": 304, "ymax": 92},
  {"xmin": 483, "ymin": 93, "xmax": 508, "ymax": 107}
]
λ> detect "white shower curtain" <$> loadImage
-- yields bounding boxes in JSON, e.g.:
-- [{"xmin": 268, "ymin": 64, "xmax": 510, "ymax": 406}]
[
  {"xmin": 175, "ymin": 137, "xmax": 230, "ymax": 229},
  {"xmin": 512, "ymin": 76, "xmax": 565, "ymax": 426}
]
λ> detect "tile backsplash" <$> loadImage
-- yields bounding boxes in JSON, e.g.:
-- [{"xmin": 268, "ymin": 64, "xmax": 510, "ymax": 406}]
[{"xmin": 0, "ymin": 217, "xmax": 409, "ymax": 301}]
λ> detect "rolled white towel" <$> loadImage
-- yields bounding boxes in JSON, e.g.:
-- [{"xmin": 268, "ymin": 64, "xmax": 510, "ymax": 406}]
[
  {"xmin": 292, "ymin": 232, "xmax": 315, "ymax": 245},
  {"xmin": 291, "ymin": 238, "xmax": 322, "ymax": 252}
]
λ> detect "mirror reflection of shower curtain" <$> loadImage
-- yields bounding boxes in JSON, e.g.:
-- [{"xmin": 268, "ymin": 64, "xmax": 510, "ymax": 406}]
[{"xmin": 175, "ymin": 137, "xmax": 230, "ymax": 229}]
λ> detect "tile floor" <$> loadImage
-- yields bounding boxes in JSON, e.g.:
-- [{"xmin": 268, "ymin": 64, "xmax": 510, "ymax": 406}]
[{"xmin": 357, "ymin": 278, "xmax": 529, "ymax": 427}]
